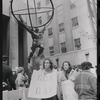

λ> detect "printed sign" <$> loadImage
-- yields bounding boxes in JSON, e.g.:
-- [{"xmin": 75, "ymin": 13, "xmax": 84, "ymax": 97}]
[{"xmin": 28, "ymin": 70, "xmax": 57, "ymax": 98}]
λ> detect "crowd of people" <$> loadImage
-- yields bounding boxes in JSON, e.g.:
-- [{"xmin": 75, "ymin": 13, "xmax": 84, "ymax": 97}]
[
  {"xmin": 2, "ymin": 55, "xmax": 97, "ymax": 100},
  {"xmin": 40, "ymin": 58, "xmax": 97, "ymax": 100},
  {"xmin": 2, "ymin": 55, "xmax": 29, "ymax": 92}
]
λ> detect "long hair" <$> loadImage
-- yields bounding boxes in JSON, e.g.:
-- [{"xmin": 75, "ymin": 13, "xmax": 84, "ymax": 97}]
[
  {"xmin": 61, "ymin": 61, "xmax": 72, "ymax": 79},
  {"xmin": 43, "ymin": 58, "xmax": 53, "ymax": 70}
]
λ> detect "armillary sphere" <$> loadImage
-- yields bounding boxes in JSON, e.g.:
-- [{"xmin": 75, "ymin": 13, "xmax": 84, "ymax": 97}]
[{"xmin": 10, "ymin": 0, "xmax": 54, "ymax": 33}]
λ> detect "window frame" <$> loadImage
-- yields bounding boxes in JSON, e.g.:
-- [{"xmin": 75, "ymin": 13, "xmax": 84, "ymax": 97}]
[
  {"xmin": 38, "ymin": 16, "xmax": 42, "ymax": 25},
  {"xmin": 47, "ymin": 12, "xmax": 51, "ymax": 21},
  {"xmin": 60, "ymin": 42, "xmax": 67, "ymax": 53},
  {"xmin": 46, "ymin": 0, "xmax": 50, "ymax": 5},
  {"xmin": 70, "ymin": 3, "xmax": 76, "ymax": 9},
  {"xmin": 74, "ymin": 38, "xmax": 81, "ymax": 50},
  {"xmin": 49, "ymin": 46, "xmax": 54, "ymax": 56},
  {"xmin": 48, "ymin": 28, "xmax": 53, "ymax": 36},
  {"xmin": 59, "ymin": 22, "xmax": 65, "ymax": 32},
  {"xmin": 71, "ymin": 17, "xmax": 79, "ymax": 27},
  {"xmin": 37, "ymin": 2, "xmax": 41, "ymax": 10}
]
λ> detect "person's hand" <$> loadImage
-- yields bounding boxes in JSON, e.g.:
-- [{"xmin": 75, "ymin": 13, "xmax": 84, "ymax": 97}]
[
  {"xmin": 19, "ymin": 81, "xmax": 24, "ymax": 86},
  {"xmin": 2, "ymin": 82, "xmax": 7, "ymax": 87},
  {"xmin": 39, "ymin": 27, "xmax": 46, "ymax": 33}
]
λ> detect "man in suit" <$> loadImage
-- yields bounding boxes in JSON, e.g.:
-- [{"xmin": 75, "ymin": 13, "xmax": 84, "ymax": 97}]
[{"xmin": 2, "ymin": 55, "xmax": 16, "ymax": 91}]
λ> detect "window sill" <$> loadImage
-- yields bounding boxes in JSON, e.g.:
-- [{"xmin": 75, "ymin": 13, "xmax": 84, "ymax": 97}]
[{"xmin": 72, "ymin": 26, "xmax": 79, "ymax": 30}]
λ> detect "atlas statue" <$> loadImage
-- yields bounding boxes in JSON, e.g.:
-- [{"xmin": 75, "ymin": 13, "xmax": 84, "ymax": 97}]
[{"xmin": 10, "ymin": 0, "xmax": 54, "ymax": 63}]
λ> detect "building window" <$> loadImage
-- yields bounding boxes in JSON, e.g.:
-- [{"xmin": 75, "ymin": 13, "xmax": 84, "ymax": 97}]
[
  {"xmin": 59, "ymin": 23, "xmax": 65, "ymax": 32},
  {"xmin": 37, "ymin": 2, "xmax": 41, "ymax": 10},
  {"xmin": 60, "ymin": 42, "xmax": 67, "ymax": 53},
  {"xmin": 48, "ymin": 28, "xmax": 53, "ymax": 36},
  {"xmin": 74, "ymin": 38, "xmax": 81, "ymax": 50},
  {"xmin": 38, "ymin": 16, "xmax": 42, "ymax": 25},
  {"xmin": 70, "ymin": 3, "xmax": 76, "ymax": 9},
  {"xmin": 71, "ymin": 17, "xmax": 79, "ymax": 27},
  {"xmin": 46, "ymin": 0, "xmax": 50, "ymax": 5},
  {"xmin": 49, "ymin": 46, "xmax": 54, "ymax": 56},
  {"xmin": 47, "ymin": 12, "xmax": 51, "ymax": 21}
]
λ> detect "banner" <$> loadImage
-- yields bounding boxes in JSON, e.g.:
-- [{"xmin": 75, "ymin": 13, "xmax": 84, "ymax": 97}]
[
  {"xmin": 3, "ymin": 91, "xmax": 8, "ymax": 100},
  {"xmin": 3, "ymin": 88, "xmax": 37, "ymax": 100},
  {"xmin": 28, "ymin": 69, "xmax": 57, "ymax": 98}
]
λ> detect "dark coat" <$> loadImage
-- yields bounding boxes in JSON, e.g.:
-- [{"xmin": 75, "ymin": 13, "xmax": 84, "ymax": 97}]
[{"xmin": 2, "ymin": 63, "xmax": 16, "ymax": 91}]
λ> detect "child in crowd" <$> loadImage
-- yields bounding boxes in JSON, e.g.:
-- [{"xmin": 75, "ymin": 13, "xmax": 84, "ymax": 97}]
[{"xmin": 15, "ymin": 67, "xmax": 29, "ymax": 90}]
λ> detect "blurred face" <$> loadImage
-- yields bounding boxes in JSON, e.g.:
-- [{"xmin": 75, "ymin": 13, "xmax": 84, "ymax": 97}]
[
  {"xmin": 40, "ymin": 65, "xmax": 43, "ymax": 70},
  {"xmin": 44, "ymin": 60, "xmax": 50, "ymax": 69},
  {"xmin": 63, "ymin": 62, "xmax": 69, "ymax": 71},
  {"xmin": 3, "ymin": 59, "xmax": 8, "ymax": 64},
  {"xmin": 21, "ymin": 70, "xmax": 24, "ymax": 75},
  {"xmin": 12, "ymin": 71, "xmax": 16, "ymax": 75}
]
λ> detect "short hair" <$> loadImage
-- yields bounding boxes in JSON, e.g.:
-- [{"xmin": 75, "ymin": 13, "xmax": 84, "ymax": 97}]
[
  {"xmin": 16, "ymin": 67, "xmax": 24, "ymax": 74},
  {"xmin": 43, "ymin": 58, "xmax": 53, "ymax": 70},
  {"xmin": 81, "ymin": 61, "xmax": 93, "ymax": 70}
]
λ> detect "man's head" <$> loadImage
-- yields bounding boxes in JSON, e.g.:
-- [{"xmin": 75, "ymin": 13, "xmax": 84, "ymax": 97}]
[
  {"xmin": 16, "ymin": 67, "xmax": 24, "ymax": 75},
  {"xmin": 81, "ymin": 61, "xmax": 94, "ymax": 70},
  {"xmin": 35, "ymin": 28, "xmax": 39, "ymax": 33},
  {"xmin": 2, "ymin": 55, "xmax": 8, "ymax": 64}
]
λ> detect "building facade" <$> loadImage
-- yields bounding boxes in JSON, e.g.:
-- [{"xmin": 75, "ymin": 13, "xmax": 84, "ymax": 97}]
[
  {"xmin": 34, "ymin": 0, "xmax": 97, "ymax": 71},
  {"xmin": 2, "ymin": 0, "xmax": 29, "ymax": 73},
  {"xmin": 2, "ymin": 0, "xmax": 97, "ymax": 76}
]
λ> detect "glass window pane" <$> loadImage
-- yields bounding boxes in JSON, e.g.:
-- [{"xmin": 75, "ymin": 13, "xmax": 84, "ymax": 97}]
[
  {"xmin": 71, "ymin": 17, "xmax": 79, "ymax": 27},
  {"xmin": 74, "ymin": 38, "xmax": 81, "ymax": 50},
  {"xmin": 60, "ymin": 42, "xmax": 67, "ymax": 53},
  {"xmin": 37, "ymin": 2, "xmax": 41, "ymax": 10},
  {"xmin": 49, "ymin": 46, "xmax": 54, "ymax": 56},
  {"xmin": 59, "ymin": 22, "xmax": 65, "ymax": 32},
  {"xmin": 46, "ymin": 0, "xmax": 50, "ymax": 5},
  {"xmin": 48, "ymin": 28, "xmax": 53, "ymax": 36},
  {"xmin": 38, "ymin": 16, "xmax": 42, "ymax": 25}
]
